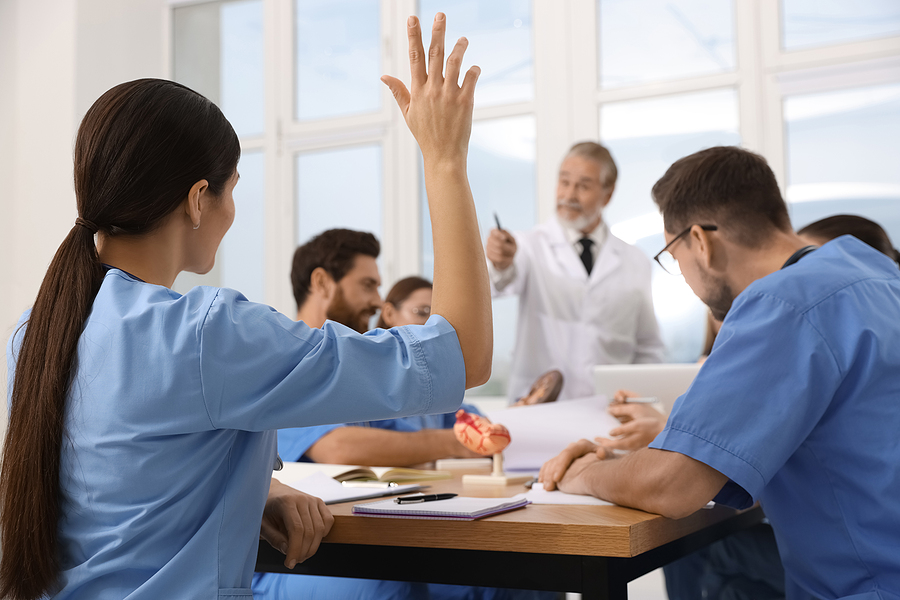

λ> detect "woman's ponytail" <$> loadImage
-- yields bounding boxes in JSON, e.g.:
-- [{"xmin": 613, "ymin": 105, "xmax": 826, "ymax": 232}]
[
  {"xmin": 0, "ymin": 77, "xmax": 239, "ymax": 599},
  {"xmin": 0, "ymin": 224, "xmax": 104, "ymax": 598}
]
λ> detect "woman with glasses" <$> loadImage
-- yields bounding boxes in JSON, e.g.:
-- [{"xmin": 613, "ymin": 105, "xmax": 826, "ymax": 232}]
[{"xmin": 376, "ymin": 276, "xmax": 433, "ymax": 328}]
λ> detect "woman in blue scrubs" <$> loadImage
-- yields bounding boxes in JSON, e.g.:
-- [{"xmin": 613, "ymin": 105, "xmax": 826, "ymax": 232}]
[{"xmin": 1, "ymin": 13, "xmax": 489, "ymax": 600}]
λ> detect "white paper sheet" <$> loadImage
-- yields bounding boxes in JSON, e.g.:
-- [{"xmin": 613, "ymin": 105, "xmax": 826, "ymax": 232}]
[
  {"xmin": 487, "ymin": 396, "xmax": 620, "ymax": 471},
  {"xmin": 525, "ymin": 483, "xmax": 613, "ymax": 506},
  {"xmin": 286, "ymin": 472, "xmax": 422, "ymax": 505}
]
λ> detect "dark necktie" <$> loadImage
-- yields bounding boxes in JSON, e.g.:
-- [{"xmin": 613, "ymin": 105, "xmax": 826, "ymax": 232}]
[{"xmin": 579, "ymin": 237, "xmax": 594, "ymax": 275}]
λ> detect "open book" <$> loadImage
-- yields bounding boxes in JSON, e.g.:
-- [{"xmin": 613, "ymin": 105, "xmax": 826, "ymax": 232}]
[{"xmin": 277, "ymin": 461, "xmax": 452, "ymax": 484}]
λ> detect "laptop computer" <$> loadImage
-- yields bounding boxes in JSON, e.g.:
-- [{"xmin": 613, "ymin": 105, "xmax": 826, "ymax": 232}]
[{"xmin": 592, "ymin": 363, "xmax": 702, "ymax": 414}]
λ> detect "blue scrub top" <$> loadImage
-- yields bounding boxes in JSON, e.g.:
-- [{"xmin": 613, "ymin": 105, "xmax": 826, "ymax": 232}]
[
  {"xmin": 278, "ymin": 403, "xmax": 481, "ymax": 463},
  {"xmin": 6, "ymin": 269, "xmax": 466, "ymax": 600},
  {"xmin": 650, "ymin": 236, "xmax": 900, "ymax": 600}
]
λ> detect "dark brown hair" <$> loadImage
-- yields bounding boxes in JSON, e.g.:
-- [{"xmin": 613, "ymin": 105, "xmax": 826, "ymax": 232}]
[
  {"xmin": 291, "ymin": 229, "xmax": 380, "ymax": 308},
  {"xmin": 0, "ymin": 79, "xmax": 240, "ymax": 599},
  {"xmin": 798, "ymin": 214, "xmax": 900, "ymax": 267},
  {"xmin": 652, "ymin": 146, "xmax": 792, "ymax": 247},
  {"xmin": 566, "ymin": 141, "xmax": 618, "ymax": 188},
  {"xmin": 376, "ymin": 276, "xmax": 433, "ymax": 328}
]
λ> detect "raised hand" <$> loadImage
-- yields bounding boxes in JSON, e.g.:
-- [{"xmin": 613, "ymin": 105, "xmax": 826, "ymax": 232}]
[
  {"xmin": 381, "ymin": 13, "xmax": 480, "ymax": 168},
  {"xmin": 380, "ymin": 13, "xmax": 493, "ymax": 389}
]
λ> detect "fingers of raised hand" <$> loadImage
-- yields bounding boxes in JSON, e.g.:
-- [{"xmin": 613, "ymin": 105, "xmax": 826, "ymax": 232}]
[
  {"xmin": 444, "ymin": 37, "xmax": 469, "ymax": 87},
  {"xmin": 461, "ymin": 65, "xmax": 481, "ymax": 97},
  {"xmin": 427, "ymin": 13, "xmax": 446, "ymax": 84},
  {"xmin": 381, "ymin": 75, "xmax": 411, "ymax": 114},
  {"xmin": 407, "ymin": 16, "xmax": 427, "ymax": 89}
]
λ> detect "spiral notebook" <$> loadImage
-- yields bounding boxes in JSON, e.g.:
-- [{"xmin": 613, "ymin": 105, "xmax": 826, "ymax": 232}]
[{"xmin": 352, "ymin": 494, "xmax": 530, "ymax": 520}]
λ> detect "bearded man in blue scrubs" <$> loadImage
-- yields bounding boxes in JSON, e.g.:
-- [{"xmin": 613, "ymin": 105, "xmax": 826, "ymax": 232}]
[
  {"xmin": 540, "ymin": 146, "xmax": 900, "ymax": 600},
  {"xmin": 253, "ymin": 228, "xmax": 549, "ymax": 600}
]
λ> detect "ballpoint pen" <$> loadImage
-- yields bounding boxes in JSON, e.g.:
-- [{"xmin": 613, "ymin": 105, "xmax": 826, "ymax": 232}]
[
  {"xmin": 622, "ymin": 397, "xmax": 659, "ymax": 404},
  {"xmin": 394, "ymin": 493, "xmax": 457, "ymax": 504}
]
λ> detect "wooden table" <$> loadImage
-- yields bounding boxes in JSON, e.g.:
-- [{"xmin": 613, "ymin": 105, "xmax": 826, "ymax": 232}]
[{"xmin": 256, "ymin": 471, "xmax": 764, "ymax": 599}]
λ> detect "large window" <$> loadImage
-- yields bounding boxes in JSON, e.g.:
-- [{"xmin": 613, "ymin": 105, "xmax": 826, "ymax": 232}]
[
  {"xmin": 296, "ymin": 145, "xmax": 383, "ymax": 245},
  {"xmin": 170, "ymin": 0, "xmax": 900, "ymax": 394},
  {"xmin": 598, "ymin": 0, "xmax": 736, "ymax": 88},
  {"xmin": 415, "ymin": 1, "xmax": 536, "ymax": 395},
  {"xmin": 781, "ymin": 0, "xmax": 900, "ymax": 51},
  {"xmin": 601, "ymin": 88, "xmax": 741, "ymax": 361},
  {"xmin": 784, "ymin": 82, "xmax": 900, "ymax": 239},
  {"xmin": 171, "ymin": 0, "xmax": 266, "ymax": 301}
]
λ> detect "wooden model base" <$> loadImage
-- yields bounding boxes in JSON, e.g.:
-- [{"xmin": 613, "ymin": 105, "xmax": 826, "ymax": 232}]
[{"xmin": 461, "ymin": 453, "xmax": 533, "ymax": 486}]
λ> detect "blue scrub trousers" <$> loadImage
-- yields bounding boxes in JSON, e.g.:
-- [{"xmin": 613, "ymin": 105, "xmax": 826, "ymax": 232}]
[{"xmin": 663, "ymin": 523, "xmax": 785, "ymax": 600}]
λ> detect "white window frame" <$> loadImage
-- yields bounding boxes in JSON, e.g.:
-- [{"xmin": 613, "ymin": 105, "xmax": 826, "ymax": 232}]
[{"xmin": 166, "ymin": 0, "xmax": 900, "ymax": 321}]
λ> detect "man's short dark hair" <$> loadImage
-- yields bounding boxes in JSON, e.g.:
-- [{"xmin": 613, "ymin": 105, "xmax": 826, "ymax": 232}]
[
  {"xmin": 291, "ymin": 229, "xmax": 380, "ymax": 308},
  {"xmin": 651, "ymin": 146, "xmax": 792, "ymax": 247}
]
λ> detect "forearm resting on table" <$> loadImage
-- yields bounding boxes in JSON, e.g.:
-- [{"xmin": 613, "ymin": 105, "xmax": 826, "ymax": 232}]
[
  {"xmin": 578, "ymin": 448, "xmax": 728, "ymax": 520},
  {"xmin": 306, "ymin": 426, "xmax": 473, "ymax": 466}
]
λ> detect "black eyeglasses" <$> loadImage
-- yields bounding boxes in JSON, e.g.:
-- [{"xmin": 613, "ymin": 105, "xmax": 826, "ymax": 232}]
[{"xmin": 654, "ymin": 224, "xmax": 718, "ymax": 276}]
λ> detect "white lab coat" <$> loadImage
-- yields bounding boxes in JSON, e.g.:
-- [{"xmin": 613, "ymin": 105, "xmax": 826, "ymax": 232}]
[{"xmin": 492, "ymin": 220, "xmax": 665, "ymax": 401}]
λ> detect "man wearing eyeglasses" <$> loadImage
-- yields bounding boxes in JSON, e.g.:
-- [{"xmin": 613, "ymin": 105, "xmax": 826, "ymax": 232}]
[
  {"xmin": 486, "ymin": 141, "xmax": 665, "ymax": 402},
  {"xmin": 540, "ymin": 146, "xmax": 900, "ymax": 600}
]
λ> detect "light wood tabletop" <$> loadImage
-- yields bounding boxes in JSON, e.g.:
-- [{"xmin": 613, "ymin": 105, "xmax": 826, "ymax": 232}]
[
  {"xmin": 313, "ymin": 472, "xmax": 748, "ymax": 558},
  {"xmin": 259, "ymin": 465, "xmax": 764, "ymax": 599}
]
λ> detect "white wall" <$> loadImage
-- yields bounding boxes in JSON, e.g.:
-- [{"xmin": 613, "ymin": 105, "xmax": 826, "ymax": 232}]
[
  {"xmin": 1, "ymin": 0, "xmax": 167, "ymax": 440},
  {"xmin": 0, "ymin": 0, "xmax": 16, "ymax": 429}
]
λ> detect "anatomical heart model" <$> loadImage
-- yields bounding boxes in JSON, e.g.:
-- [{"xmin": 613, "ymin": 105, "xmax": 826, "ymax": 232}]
[
  {"xmin": 453, "ymin": 409, "xmax": 531, "ymax": 485},
  {"xmin": 453, "ymin": 409, "xmax": 511, "ymax": 454}
]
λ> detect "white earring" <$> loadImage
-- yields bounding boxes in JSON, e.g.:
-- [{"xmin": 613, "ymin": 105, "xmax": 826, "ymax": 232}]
[{"xmin": 193, "ymin": 222, "xmax": 200, "ymax": 230}]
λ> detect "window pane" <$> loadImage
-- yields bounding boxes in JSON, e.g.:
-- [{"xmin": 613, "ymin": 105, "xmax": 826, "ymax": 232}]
[
  {"xmin": 419, "ymin": 0, "xmax": 533, "ymax": 106},
  {"xmin": 598, "ymin": 0, "xmax": 735, "ymax": 89},
  {"xmin": 295, "ymin": 144, "xmax": 382, "ymax": 245},
  {"xmin": 222, "ymin": 151, "xmax": 266, "ymax": 302},
  {"xmin": 173, "ymin": 0, "xmax": 264, "ymax": 137},
  {"xmin": 785, "ymin": 83, "xmax": 900, "ymax": 244},
  {"xmin": 295, "ymin": 0, "xmax": 381, "ymax": 121},
  {"xmin": 782, "ymin": 0, "xmax": 900, "ymax": 51},
  {"xmin": 421, "ymin": 115, "xmax": 536, "ymax": 396},
  {"xmin": 600, "ymin": 88, "xmax": 740, "ymax": 362},
  {"xmin": 172, "ymin": 151, "xmax": 266, "ymax": 303}
]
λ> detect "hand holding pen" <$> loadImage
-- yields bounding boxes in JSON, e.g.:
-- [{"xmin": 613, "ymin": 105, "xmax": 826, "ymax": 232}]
[
  {"xmin": 596, "ymin": 389, "xmax": 667, "ymax": 452},
  {"xmin": 486, "ymin": 212, "xmax": 517, "ymax": 271}
]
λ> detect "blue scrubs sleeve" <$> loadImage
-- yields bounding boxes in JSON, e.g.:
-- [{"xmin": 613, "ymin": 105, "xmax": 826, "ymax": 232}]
[
  {"xmin": 650, "ymin": 290, "xmax": 842, "ymax": 508},
  {"xmin": 198, "ymin": 290, "xmax": 466, "ymax": 432},
  {"xmin": 278, "ymin": 424, "xmax": 345, "ymax": 462}
]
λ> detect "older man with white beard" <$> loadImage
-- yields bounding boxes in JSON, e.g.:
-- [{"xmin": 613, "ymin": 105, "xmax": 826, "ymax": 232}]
[{"xmin": 486, "ymin": 141, "xmax": 665, "ymax": 402}]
